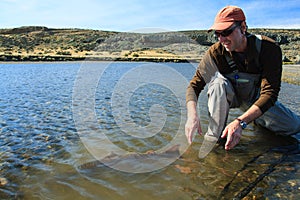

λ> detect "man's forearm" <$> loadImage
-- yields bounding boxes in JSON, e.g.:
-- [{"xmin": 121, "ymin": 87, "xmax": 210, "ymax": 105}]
[
  {"xmin": 186, "ymin": 100, "xmax": 198, "ymax": 118},
  {"xmin": 185, "ymin": 100, "xmax": 202, "ymax": 143},
  {"xmin": 237, "ymin": 104, "xmax": 263, "ymax": 124}
]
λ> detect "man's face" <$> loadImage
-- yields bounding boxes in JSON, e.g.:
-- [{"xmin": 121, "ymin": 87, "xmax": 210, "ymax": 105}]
[{"xmin": 215, "ymin": 24, "xmax": 245, "ymax": 52}]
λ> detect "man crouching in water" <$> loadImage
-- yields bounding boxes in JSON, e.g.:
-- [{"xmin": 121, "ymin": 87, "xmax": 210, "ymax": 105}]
[{"xmin": 185, "ymin": 5, "xmax": 300, "ymax": 157}]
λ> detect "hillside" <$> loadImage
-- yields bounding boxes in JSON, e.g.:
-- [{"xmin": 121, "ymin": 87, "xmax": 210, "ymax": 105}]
[{"xmin": 0, "ymin": 26, "xmax": 299, "ymax": 63}]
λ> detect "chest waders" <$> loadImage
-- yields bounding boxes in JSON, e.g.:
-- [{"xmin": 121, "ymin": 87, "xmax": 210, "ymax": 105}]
[{"xmin": 224, "ymin": 34, "xmax": 262, "ymax": 108}]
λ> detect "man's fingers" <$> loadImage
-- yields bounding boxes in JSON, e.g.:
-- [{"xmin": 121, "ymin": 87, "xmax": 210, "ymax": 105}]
[
  {"xmin": 185, "ymin": 126, "xmax": 194, "ymax": 144},
  {"xmin": 221, "ymin": 127, "xmax": 228, "ymax": 138},
  {"xmin": 197, "ymin": 122, "xmax": 202, "ymax": 135},
  {"xmin": 185, "ymin": 117, "xmax": 201, "ymax": 144},
  {"xmin": 225, "ymin": 132, "xmax": 241, "ymax": 150},
  {"xmin": 188, "ymin": 131, "xmax": 193, "ymax": 144},
  {"xmin": 228, "ymin": 137, "xmax": 239, "ymax": 149},
  {"xmin": 224, "ymin": 130, "xmax": 234, "ymax": 150}
]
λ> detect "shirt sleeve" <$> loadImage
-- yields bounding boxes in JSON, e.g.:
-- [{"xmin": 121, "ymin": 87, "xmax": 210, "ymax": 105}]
[
  {"xmin": 186, "ymin": 49, "xmax": 219, "ymax": 103},
  {"xmin": 253, "ymin": 40, "xmax": 282, "ymax": 113}
]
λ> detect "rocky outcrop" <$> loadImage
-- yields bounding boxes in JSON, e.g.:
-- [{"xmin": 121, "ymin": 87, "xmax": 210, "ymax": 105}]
[{"xmin": 2, "ymin": 26, "xmax": 50, "ymax": 34}]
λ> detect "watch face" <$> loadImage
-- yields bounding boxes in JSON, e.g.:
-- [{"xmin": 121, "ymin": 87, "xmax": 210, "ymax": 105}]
[{"xmin": 240, "ymin": 121, "xmax": 247, "ymax": 129}]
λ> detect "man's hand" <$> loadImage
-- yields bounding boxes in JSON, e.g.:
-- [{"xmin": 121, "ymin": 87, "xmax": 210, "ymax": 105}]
[
  {"xmin": 221, "ymin": 119, "xmax": 242, "ymax": 150},
  {"xmin": 185, "ymin": 115, "xmax": 202, "ymax": 144},
  {"xmin": 185, "ymin": 101, "xmax": 202, "ymax": 144}
]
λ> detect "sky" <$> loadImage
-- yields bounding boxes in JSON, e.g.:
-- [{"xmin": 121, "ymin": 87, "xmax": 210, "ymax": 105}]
[{"xmin": 1, "ymin": 0, "xmax": 299, "ymax": 32}]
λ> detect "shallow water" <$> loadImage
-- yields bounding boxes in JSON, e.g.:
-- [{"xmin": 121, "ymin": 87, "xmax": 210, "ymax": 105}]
[{"xmin": 0, "ymin": 62, "xmax": 299, "ymax": 199}]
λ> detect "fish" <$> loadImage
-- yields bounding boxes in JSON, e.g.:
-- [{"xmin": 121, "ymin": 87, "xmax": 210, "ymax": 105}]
[{"xmin": 77, "ymin": 144, "xmax": 181, "ymax": 173}]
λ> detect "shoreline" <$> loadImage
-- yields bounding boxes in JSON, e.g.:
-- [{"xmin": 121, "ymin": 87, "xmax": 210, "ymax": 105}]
[
  {"xmin": 0, "ymin": 54, "xmax": 297, "ymax": 65},
  {"xmin": 0, "ymin": 54, "xmax": 198, "ymax": 63},
  {"xmin": 0, "ymin": 55, "xmax": 298, "ymax": 85}
]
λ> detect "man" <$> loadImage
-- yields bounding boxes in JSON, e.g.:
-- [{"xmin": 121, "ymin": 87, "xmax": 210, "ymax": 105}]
[{"xmin": 185, "ymin": 5, "xmax": 300, "ymax": 157}]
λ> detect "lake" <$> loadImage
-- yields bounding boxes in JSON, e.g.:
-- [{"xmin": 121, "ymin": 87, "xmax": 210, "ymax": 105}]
[{"xmin": 0, "ymin": 62, "xmax": 299, "ymax": 199}]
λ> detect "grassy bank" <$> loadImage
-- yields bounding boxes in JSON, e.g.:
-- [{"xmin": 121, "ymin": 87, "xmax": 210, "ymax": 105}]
[{"xmin": 282, "ymin": 65, "xmax": 300, "ymax": 85}]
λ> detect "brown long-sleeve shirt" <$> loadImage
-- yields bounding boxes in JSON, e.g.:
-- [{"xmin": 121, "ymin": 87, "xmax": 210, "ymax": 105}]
[{"xmin": 186, "ymin": 34, "xmax": 282, "ymax": 113}]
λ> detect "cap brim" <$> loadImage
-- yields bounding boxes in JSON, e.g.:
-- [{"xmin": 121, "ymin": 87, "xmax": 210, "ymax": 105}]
[{"xmin": 208, "ymin": 21, "xmax": 234, "ymax": 32}]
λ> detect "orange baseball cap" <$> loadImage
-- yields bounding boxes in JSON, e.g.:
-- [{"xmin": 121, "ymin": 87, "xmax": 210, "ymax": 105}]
[{"xmin": 209, "ymin": 6, "xmax": 246, "ymax": 31}]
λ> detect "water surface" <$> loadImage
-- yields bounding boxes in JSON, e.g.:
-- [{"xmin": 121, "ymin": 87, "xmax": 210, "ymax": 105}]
[{"xmin": 0, "ymin": 62, "xmax": 299, "ymax": 199}]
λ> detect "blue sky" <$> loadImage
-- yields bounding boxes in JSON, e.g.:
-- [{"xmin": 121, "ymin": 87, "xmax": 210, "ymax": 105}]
[{"xmin": 1, "ymin": 0, "xmax": 299, "ymax": 32}]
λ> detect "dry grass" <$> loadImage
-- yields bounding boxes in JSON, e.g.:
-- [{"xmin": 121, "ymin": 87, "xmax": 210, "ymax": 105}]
[{"xmin": 282, "ymin": 65, "xmax": 300, "ymax": 85}]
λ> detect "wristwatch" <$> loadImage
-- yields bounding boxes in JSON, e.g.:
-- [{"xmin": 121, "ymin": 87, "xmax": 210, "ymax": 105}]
[{"xmin": 236, "ymin": 118, "xmax": 247, "ymax": 129}]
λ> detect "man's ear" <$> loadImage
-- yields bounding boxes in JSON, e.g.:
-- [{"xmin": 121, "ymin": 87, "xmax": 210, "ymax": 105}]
[{"xmin": 240, "ymin": 21, "xmax": 247, "ymax": 34}]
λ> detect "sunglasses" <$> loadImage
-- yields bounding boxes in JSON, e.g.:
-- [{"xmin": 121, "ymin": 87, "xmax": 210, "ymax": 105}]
[{"xmin": 214, "ymin": 24, "xmax": 239, "ymax": 37}]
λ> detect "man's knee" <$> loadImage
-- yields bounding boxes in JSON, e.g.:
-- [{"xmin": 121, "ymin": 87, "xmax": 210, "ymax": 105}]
[
  {"xmin": 255, "ymin": 102, "xmax": 300, "ymax": 136},
  {"xmin": 207, "ymin": 73, "xmax": 236, "ymax": 106}
]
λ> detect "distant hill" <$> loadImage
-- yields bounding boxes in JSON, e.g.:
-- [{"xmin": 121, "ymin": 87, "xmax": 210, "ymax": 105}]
[{"xmin": 0, "ymin": 26, "xmax": 299, "ymax": 63}]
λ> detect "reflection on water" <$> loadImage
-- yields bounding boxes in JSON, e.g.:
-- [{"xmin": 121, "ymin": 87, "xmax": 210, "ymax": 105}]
[{"xmin": 0, "ymin": 62, "xmax": 299, "ymax": 199}]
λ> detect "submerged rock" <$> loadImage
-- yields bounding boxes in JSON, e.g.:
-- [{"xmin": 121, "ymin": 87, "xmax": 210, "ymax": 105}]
[{"xmin": 0, "ymin": 177, "xmax": 8, "ymax": 187}]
